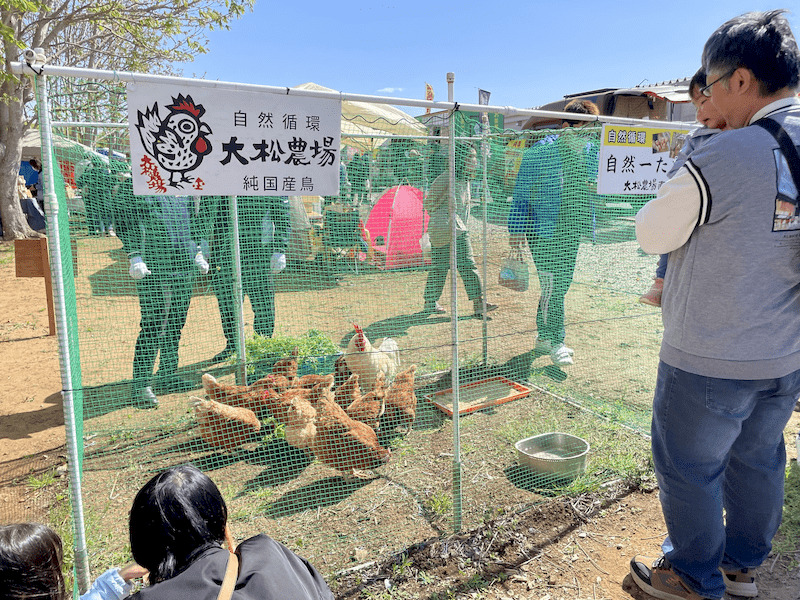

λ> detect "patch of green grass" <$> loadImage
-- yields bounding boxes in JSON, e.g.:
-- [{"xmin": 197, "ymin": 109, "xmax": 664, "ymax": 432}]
[
  {"xmin": 362, "ymin": 589, "xmax": 419, "ymax": 600},
  {"xmin": 390, "ymin": 437, "xmax": 416, "ymax": 457},
  {"xmin": 464, "ymin": 572, "xmax": 488, "ymax": 590},
  {"xmin": 27, "ymin": 470, "xmax": 57, "ymax": 489},
  {"xmin": 773, "ymin": 461, "xmax": 800, "ymax": 564},
  {"xmin": 0, "ymin": 246, "xmax": 13, "ymax": 266},
  {"xmin": 416, "ymin": 570, "xmax": 433, "ymax": 585},
  {"xmin": 523, "ymin": 376, "xmax": 652, "ymax": 434},
  {"xmin": 391, "ymin": 553, "xmax": 413, "ymax": 577},
  {"xmin": 261, "ymin": 418, "xmax": 285, "ymax": 442},
  {"xmin": 424, "ymin": 491, "xmax": 452, "ymax": 517},
  {"xmin": 243, "ymin": 329, "xmax": 339, "ymax": 377},
  {"xmin": 245, "ymin": 487, "xmax": 275, "ymax": 511},
  {"xmin": 49, "ymin": 486, "xmax": 131, "ymax": 584},
  {"xmin": 418, "ymin": 356, "xmax": 450, "ymax": 374}
]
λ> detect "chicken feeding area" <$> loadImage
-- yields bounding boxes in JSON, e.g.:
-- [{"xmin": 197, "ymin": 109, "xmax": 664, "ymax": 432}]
[{"xmin": 19, "ymin": 75, "xmax": 665, "ymax": 584}]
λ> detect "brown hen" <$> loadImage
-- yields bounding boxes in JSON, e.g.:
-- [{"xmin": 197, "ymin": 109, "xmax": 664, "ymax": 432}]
[
  {"xmin": 334, "ymin": 373, "xmax": 361, "ymax": 408},
  {"xmin": 384, "ymin": 364, "xmax": 417, "ymax": 432},
  {"xmin": 284, "ymin": 395, "xmax": 317, "ymax": 452},
  {"xmin": 294, "ymin": 373, "xmax": 336, "ymax": 389},
  {"xmin": 308, "ymin": 381, "xmax": 391, "ymax": 479},
  {"xmin": 272, "ymin": 347, "xmax": 299, "ymax": 381},
  {"xmin": 272, "ymin": 374, "xmax": 334, "ymax": 425},
  {"xmin": 192, "ymin": 397, "xmax": 261, "ymax": 451},
  {"xmin": 201, "ymin": 373, "xmax": 278, "ymax": 417},
  {"xmin": 345, "ymin": 371, "xmax": 386, "ymax": 431},
  {"xmin": 333, "ymin": 354, "xmax": 352, "ymax": 388}
]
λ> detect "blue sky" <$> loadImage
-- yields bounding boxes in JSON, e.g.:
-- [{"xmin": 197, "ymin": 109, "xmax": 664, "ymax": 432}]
[{"xmin": 177, "ymin": 1, "xmax": 800, "ymax": 111}]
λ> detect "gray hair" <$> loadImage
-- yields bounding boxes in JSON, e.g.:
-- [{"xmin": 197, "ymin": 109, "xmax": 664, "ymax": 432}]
[{"xmin": 702, "ymin": 9, "xmax": 800, "ymax": 95}]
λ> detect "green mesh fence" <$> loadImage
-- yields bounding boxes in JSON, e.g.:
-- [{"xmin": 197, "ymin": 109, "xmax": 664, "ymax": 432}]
[{"xmin": 19, "ymin": 73, "xmax": 667, "ymax": 586}]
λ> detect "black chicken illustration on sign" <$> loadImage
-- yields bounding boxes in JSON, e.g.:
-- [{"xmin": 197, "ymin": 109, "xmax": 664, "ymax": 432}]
[{"xmin": 136, "ymin": 94, "xmax": 213, "ymax": 188}]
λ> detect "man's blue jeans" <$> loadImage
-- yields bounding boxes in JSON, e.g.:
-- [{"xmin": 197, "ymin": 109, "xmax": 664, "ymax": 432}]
[{"xmin": 651, "ymin": 361, "xmax": 800, "ymax": 599}]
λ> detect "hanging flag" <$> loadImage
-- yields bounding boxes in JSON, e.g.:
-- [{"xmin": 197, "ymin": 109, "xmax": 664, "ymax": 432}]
[
  {"xmin": 425, "ymin": 83, "xmax": 434, "ymax": 114},
  {"xmin": 478, "ymin": 89, "xmax": 492, "ymax": 140}
]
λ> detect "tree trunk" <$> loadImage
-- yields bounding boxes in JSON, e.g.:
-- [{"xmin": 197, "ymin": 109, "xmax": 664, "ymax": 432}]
[{"xmin": 0, "ymin": 74, "xmax": 36, "ymax": 240}]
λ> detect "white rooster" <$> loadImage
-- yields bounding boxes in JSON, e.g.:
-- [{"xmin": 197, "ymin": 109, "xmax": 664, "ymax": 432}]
[{"xmin": 344, "ymin": 323, "xmax": 400, "ymax": 390}]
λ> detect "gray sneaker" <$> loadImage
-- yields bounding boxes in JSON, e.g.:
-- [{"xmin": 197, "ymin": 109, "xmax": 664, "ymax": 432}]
[{"xmin": 719, "ymin": 567, "xmax": 757, "ymax": 597}]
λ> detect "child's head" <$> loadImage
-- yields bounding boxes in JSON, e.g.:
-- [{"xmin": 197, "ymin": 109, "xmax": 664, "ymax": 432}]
[
  {"xmin": 561, "ymin": 99, "xmax": 600, "ymax": 128},
  {"xmin": 129, "ymin": 464, "xmax": 227, "ymax": 584},
  {"xmin": 0, "ymin": 523, "xmax": 66, "ymax": 600},
  {"xmin": 689, "ymin": 68, "xmax": 729, "ymax": 130}
]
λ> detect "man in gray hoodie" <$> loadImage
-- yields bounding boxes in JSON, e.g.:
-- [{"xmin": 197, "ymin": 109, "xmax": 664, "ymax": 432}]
[{"xmin": 630, "ymin": 10, "xmax": 800, "ymax": 600}]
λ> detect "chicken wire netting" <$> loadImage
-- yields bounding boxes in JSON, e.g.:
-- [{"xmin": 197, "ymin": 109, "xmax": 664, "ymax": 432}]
[{"xmin": 17, "ymin": 73, "xmax": 666, "ymax": 583}]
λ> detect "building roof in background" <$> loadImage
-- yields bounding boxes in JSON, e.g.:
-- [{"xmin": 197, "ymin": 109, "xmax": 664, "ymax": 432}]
[
  {"xmin": 522, "ymin": 77, "xmax": 692, "ymax": 130},
  {"xmin": 611, "ymin": 78, "xmax": 692, "ymax": 103}
]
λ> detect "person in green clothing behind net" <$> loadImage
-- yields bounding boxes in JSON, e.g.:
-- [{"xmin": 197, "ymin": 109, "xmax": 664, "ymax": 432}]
[
  {"xmin": 508, "ymin": 99, "xmax": 600, "ymax": 367},
  {"xmin": 208, "ymin": 195, "xmax": 291, "ymax": 363},
  {"xmin": 113, "ymin": 172, "xmax": 215, "ymax": 408}
]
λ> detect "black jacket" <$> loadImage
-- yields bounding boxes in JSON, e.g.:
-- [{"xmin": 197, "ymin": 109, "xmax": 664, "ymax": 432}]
[{"xmin": 130, "ymin": 535, "xmax": 333, "ymax": 600}]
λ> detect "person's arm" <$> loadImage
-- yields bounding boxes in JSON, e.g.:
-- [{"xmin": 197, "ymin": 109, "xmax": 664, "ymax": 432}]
[
  {"xmin": 268, "ymin": 196, "xmax": 291, "ymax": 254},
  {"xmin": 508, "ymin": 150, "xmax": 534, "ymax": 237},
  {"xmin": 635, "ymin": 163, "xmax": 704, "ymax": 254},
  {"xmin": 79, "ymin": 564, "xmax": 148, "ymax": 600},
  {"xmin": 666, "ymin": 128, "xmax": 716, "ymax": 178},
  {"xmin": 423, "ymin": 174, "xmax": 448, "ymax": 214},
  {"xmin": 190, "ymin": 196, "xmax": 221, "ymax": 275},
  {"xmin": 111, "ymin": 179, "xmax": 151, "ymax": 279},
  {"xmin": 267, "ymin": 196, "xmax": 291, "ymax": 273}
]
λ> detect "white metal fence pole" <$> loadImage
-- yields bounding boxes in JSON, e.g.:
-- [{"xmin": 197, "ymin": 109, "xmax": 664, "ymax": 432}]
[
  {"xmin": 31, "ymin": 66, "xmax": 92, "ymax": 595},
  {"xmin": 447, "ymin": 71, "xmax": 463, "ymax": 532},
  {"xmin": 480, "ymin": 112, "xmax": 490, "ymax": 364}
]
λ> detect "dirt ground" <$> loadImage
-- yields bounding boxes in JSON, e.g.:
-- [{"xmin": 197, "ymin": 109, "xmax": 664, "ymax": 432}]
[{"xmin": 1, "ymin": 239, "xmax": 799, "ymax": 600}]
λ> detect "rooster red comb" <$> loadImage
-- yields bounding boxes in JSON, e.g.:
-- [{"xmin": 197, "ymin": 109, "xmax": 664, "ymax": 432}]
[
  {"xmin": 167, "ymin": 94, "xmax": 205, "ymax": 118},
  {"xmin": 352, "ymin": 323, "xmax": 365, "ymax": 348}
]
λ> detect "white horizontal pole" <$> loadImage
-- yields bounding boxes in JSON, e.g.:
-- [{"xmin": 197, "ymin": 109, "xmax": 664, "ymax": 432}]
[{"xmin": 12, "ymin": 61, "xmax": 694, "ymax": 129}]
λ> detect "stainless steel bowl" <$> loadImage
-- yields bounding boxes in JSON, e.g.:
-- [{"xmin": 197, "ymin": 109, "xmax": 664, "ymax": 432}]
[{"xmin": 515, "ymin": 432, "xmax": 590, "ymax": 481}]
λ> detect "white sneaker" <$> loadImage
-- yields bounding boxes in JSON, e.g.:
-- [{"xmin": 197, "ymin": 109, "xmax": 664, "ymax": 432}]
[{"xmin": 550, "ymin": 344, "xmax": 574, "ymax": 366}]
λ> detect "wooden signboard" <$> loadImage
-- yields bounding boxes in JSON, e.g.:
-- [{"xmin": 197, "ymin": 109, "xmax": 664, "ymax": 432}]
[{"xmin": 14, "ymin": 237, "xmax": 76, "ymax": 337}]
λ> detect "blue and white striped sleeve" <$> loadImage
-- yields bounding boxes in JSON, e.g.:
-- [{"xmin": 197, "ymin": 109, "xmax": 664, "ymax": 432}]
[{"xmin": 80, "ymin": 569, "xmax": 133, "ymax": 600}]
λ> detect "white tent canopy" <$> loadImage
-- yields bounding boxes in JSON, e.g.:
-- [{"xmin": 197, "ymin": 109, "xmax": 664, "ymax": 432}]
[
  {"xmin": 293, "ymin": 82, "xmax": 427, "ymax": 138},
  {"xmin": 20, "ymin": 129, "xmax": 110, "ymax": 164},
  {"xmin": 340, "ymin": 119, "xmax": 393, "ymax": 152}
]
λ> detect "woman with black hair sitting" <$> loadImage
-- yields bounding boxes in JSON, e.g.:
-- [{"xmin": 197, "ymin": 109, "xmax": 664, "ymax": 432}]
[
  {"xmin": 1, "ymin": 465, "xmax": 333, "ymax": 600},
  {"xmin": 127, "ymin": 464, "xmax": 333, "ymax": 600}
]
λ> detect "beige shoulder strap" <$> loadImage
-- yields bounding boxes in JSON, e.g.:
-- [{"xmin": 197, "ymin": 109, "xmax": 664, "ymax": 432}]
[{"xmin": 217, "ymin": 551, "xmax": 239, "ymax": 600}]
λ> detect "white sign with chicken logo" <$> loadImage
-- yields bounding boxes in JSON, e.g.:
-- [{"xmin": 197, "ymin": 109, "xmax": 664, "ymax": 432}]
[{"xmin": 127, "ymin": 81, "xmax": 341, "ymax": 196}]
